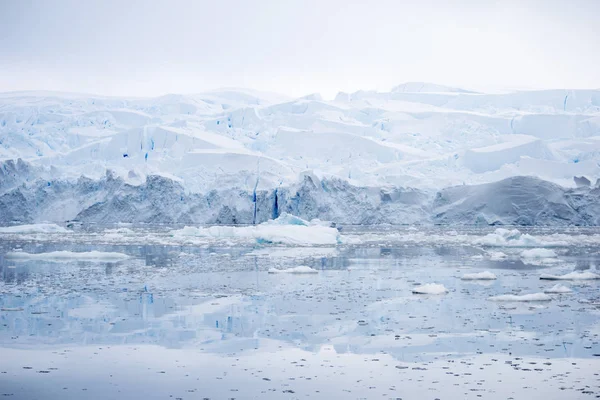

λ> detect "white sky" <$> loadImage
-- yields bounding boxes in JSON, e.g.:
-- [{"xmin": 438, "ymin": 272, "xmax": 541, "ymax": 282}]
[{"xmin": 1, "ymin": 0, "xmax": 599, "ymax": 98}]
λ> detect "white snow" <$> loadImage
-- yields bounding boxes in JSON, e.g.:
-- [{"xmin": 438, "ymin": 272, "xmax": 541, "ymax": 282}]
[
  {"xmin": 412, "ymin": 283, "xmax": 448, "ymax": 295},
  {"xmin": 520, "ymin": 248, "xmax": 557, "ymax": 258},
  {"xmin": 540, "ymin": 271, "xmax": 600, "ymax": 280},
  {"xmin": 267, "ymin": 266, "xmax": 319, "ymax": 274},
  {"xmin": 171, "ymin": 214, "xmax": 340, "ymax": 246},
  {"xmin": 544, "ymin": 284, "xmax": 572, "ymax": 294},
  {"xmin": 463, "ymin": 136, "xmax": 550, "ymax": 173},
  {"xmin": 5, "ymin": 250, "xmax": 131, "ymax": 262},
  {"xmin": 488, "ymin": 293, "xmax": 552, "ymax": 302},
  {"xmin": 461, "ymin": 271, "xmax": 497, "ymax": 280},
  {"xmin": 2, "ymin": 86, "xmax": 599, "ymax": 198},
  {"xmin": 0, "ymin": 224, "xmax": 69, "ymax": 233}
]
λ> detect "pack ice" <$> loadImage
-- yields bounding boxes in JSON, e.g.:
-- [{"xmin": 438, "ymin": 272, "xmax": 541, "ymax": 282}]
[{"xmin": 1, "ymin": 85, "xmax": 599, "ymax": 225}]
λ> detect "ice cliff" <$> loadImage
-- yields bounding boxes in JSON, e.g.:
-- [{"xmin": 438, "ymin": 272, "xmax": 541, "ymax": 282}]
[
  {"xmin": 1, "ymin": 162, "xmax": 598, "ymax": 226},
  {"xmin": 1, "ymin": 85, "xmax": 599, "ymax": 226}
]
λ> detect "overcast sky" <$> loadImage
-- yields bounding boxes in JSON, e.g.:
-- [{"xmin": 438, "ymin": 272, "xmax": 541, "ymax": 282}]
[{"xmin": 1, "ymin": 0, "xmax": 599, "ymax": 98}]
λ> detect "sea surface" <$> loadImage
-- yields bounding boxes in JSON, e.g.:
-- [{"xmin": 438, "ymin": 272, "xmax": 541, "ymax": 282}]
[{"xmin": 1, "ymin": 226, "xmax": 599, "ymax": 399}]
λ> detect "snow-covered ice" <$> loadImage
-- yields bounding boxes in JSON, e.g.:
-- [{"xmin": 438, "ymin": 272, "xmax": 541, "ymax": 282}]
[
  {"xmin": 461, "ymin": 271, "xmax": 497, "ymax": 280},
  {"xmin": 1, "ymin": 87, "xmax": 600, "ymax": 226},
  {"xmin": 0, "ymin": 224, "xmax": 69, "ymax": 234},
  {"xmin": 267, "ymin": 266, "xmax": 319, "ymax": 274},
  {"xmin": 171, "ymin": 214, "xmax": 340, "ymax": 246},
  {"xmin": 544, "ymin": 284, "xmax": 572, "ymax": 294},
  {"xmin": 488, "ymin": 293, "xmax": 552, "ymax": 302},
  {"xmin": 488, "ymin": 251, "xmax": 508, "ymax": 260},
  {"xmin": 540, "ymin": 271, "xmax": 600, "ymax": 280},
  {"xmin": 521, "ymin": 248, "xmax": 558, "ymax": 258},
  {"xmin": 5, "ymin": 250, "xmax": 131, "ymax": 262},
  {"xmin": 412, "ymin": 283, "xmax": 448, "ymax": 294},
  {"xmin": 474, "ymin": 228, "xmax": 565, "ymax": 247}
]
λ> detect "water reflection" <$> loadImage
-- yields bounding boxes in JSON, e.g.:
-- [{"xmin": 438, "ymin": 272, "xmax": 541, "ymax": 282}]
[{"xmin": 1, "ymin": 241, "xmax": 599, "ymax": 364}]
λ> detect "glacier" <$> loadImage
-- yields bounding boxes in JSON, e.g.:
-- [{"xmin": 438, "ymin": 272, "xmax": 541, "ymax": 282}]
[{"xmin": 1, "ymin": 85, "xmax": 599, "ymax": 226}]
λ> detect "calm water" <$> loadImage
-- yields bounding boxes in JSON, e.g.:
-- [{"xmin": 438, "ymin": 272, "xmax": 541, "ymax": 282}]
[{"xmin": 1, "ymin": 229, "xmax": 600, "ymax": 399}]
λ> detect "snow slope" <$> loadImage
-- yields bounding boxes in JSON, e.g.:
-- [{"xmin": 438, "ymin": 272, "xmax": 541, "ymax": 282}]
[{"xmin": 1, "ymin": 84, "xmax": 599, "ymax": 225}]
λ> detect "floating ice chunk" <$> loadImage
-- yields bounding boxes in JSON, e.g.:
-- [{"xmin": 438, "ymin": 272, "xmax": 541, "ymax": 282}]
[
  {"xmin": 412, "ymin": 283, "xmax": 448, "ymax": 295},
  {"xmin": 488, "ymin": 251, "xmax": 508, "ymax": 260},
  {"xmin": 173, "ymin": 214, "xmax": 340, "ymax": 246},
  {"xmin": 5, "ymin": 250, "xmax": 131, "ymax": 262},
  {"xmin": 521, "ymin": 248, "xmax": 557, "ymax": 258},
  {"xmin": 540, "ymin": 271, "xmax": 600, "ymax": 280},
  {"xmin": 544, "ymin": 284, "xmax": 572, "ymax": 294},
  {"xmin": 268, "ymin": 266, "xmax": 319, "ymax": 274},
  {"xmin": 489, "ymin": 293, "xmax": 552, "ymax": 302},
  {"xmin": 0, "ymin": 224, "xmax": 69, "ymax": 234},
  {"xmin": 474, "ymin": 228, "xmax": 564, "ymax": 247},
  {"xmin": 103, "ymin": 227, "xmax": 134, "ymax": 234},
  {"xmin": 461, "ymin": 271, "xmax": 497, "ymax": 280}
]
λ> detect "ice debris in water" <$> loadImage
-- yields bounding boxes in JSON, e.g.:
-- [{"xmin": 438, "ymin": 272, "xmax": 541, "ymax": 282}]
[
  {"xmin": 5, "ymin": 250, "xmax": 131, "ymax": 262},
  {"xmin": 540, "ymin": 271, "xmax": 600, "ymax": 280},
  {"xmin": 412, "ymin": 283, "xmax": 448, "ymax": 295},
  {"xmin": 172, "ymin": 213, "xmax": 340, "ymax": 246},
  {"xmin": 461, "ymin": 271, "xmax": 497, "ymax": 280},
  {"xmin": 544, "ymin": 284, "xmax": 572, "ymax": 294},
  {"xmin": 474, "ymin": 228, "xmax": 562, "ymax": 247},
  {"xmin": 488, "ymin": 293, "xmax": 552, "ymax": 302},
  {"xmin": 0, "ymin": 224, "xmax": 69, "ymax": 234},
  {"xmin": 521, "ymin": 248, "xmax": 557, "ymax": 258},
  {"xmin": 268, "ymin": 266, "xmax": 319, "ymax": 274},
  {"xmin": 488, "ymin": 251, "xmax": 508, "ymax": 260}
]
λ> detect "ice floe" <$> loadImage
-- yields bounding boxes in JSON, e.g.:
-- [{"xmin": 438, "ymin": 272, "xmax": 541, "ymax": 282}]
[
  {"xmin": 267, "ymin": 266, "xmax": 319, "ymax": 274},
  {"xmin": 540, "ymin": 271, "xmax": 600, "ymax": 280},
  {"xmin": 543, "ymin": 284, "xmax": 572, "ymax": 294},
  {"xmin": 412, "ymin": 283, "xmax": 448, "ymax": 294},
  {"xmin": 0, "ymin": 223, "xmax": 69, "ymax": 234},
  {"xmin": 474, "ymin": 228, "xmax": 566, "ymax": 247},
  {"xmin": 488, "ymin": 293, "xmax": 552, "ymax": 302},
  {"xmin": 461, "ymin": 271, "xmax": 497, "ymax": 280},
  {"xmin": 488, "ymin": 251, "xmax": 508, "ymax": 260},
  {"xmin": 172, "ymin": 213, "xmax": 340, "ymax": 246},
  {"xmin": 5, "ymin": 250, "xmax": 131, "ymax": 262},
  {"xmin": 520, "ymin": 248, "xmax": 557, "ymax": 258}
]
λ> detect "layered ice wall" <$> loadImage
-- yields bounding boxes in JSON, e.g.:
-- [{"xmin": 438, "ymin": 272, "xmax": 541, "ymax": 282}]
[{"xmin": 1, "ymin": 85, "xmax": 599, "ymax": 225}]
